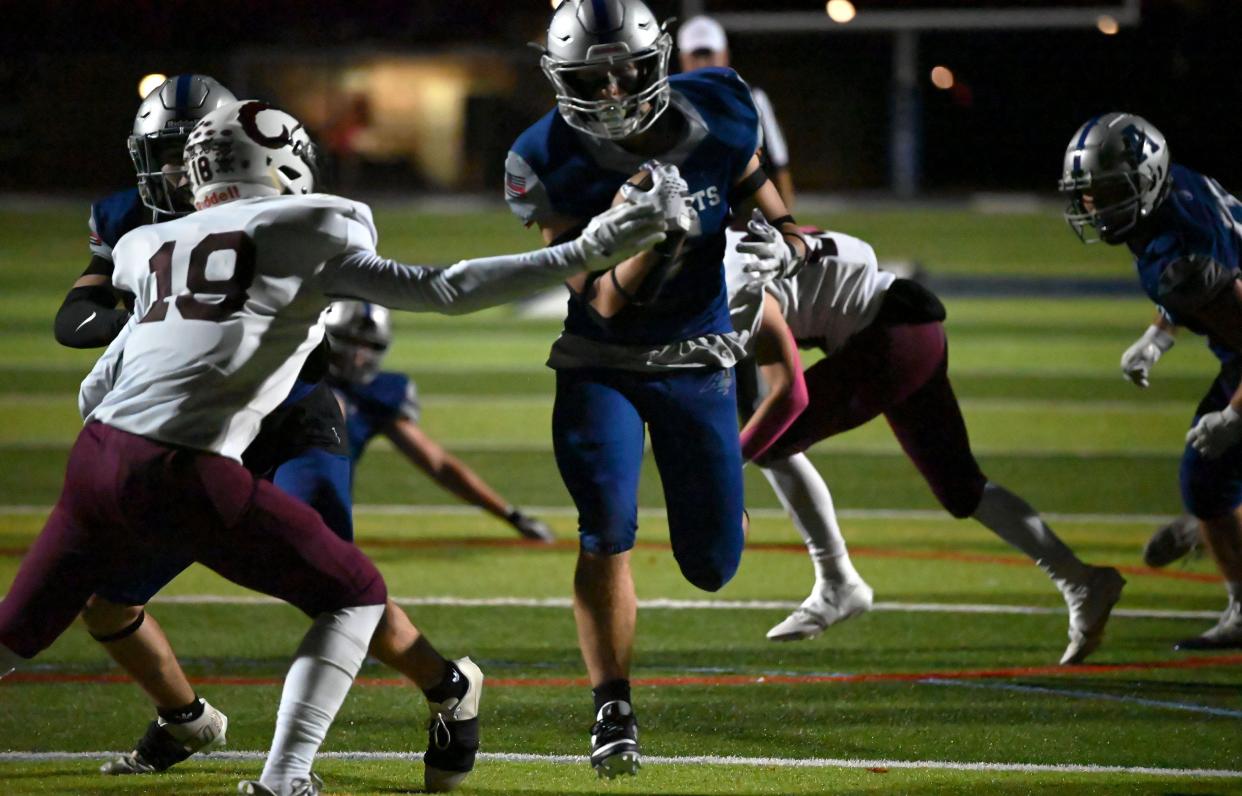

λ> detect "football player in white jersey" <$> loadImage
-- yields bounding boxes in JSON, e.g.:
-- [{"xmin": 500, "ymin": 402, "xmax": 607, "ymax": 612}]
[
  {"xmin": 0, "ymin": 99, "xmax": 672, "ymax": 796},
  {"xmin": 728, "ymin": 217, "xmax": 1126, "ymax": 665}
]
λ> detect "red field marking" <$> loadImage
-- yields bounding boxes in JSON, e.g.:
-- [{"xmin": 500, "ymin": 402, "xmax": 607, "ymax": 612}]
[
  {"xmin": 0, "ymin": 536, "xmax": 1221, "ymax": 583},
  {"xmin": 7, "ymin": 654, "xmax": 1240, "ymax": 690}
]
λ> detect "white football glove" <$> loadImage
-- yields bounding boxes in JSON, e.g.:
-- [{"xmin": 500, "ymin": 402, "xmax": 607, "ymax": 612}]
[
  {"xmin": 1187, "ymin": 405, "xmax": 1242, "ymax": 459},
  {"xmin": 735, "ymin": 209, "xmax": 801, "ymax": 282},
  {"xmin": 620, "ymin": 160, "xmax": 695, "ymax": 235},
  {"xmin": 1120, "ymin": 324, "xmax": 1175, "ymax": 388},
  {"xmin": 577, "ymin": 201, "xmax": 667, "ymax": 266}
]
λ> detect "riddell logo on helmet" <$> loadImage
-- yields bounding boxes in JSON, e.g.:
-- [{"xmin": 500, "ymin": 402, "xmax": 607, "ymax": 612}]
[{"xmin": 195, "ymin": 184, "xmax": 240, "ymax": 209}]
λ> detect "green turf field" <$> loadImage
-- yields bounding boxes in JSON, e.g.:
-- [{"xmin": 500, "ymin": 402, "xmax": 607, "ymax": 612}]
[{"xmin": 0, "ymin": 204, "xmax": 1239, "ymax": 794}]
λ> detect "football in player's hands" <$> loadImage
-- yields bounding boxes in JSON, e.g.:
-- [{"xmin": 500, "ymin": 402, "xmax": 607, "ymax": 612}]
[{"xmin": 612, "ymin": 162, "xmax": 695, "ymax": 243}]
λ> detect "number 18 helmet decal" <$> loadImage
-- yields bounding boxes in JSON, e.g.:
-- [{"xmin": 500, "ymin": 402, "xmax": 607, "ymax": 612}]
[{"xmin": 184, "ymin": 100, "xmax": 320, "ymax": 210}]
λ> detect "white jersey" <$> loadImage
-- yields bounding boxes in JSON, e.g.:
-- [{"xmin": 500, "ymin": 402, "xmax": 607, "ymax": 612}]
[
  {"xmin": 725, "ymin": 228, "xmax": 895, "ymax": 355},
  {"xmin": 81, "ymin": 193, "xmax": 590, "ymax": 460}
]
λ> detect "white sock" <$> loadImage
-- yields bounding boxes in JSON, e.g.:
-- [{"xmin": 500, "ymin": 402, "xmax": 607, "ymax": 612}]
[
  {"xmin": 0, "ymin": 642, "xmax": 19, "ymax": 679},
  {"xmin": 762, "ymin": 453, "xmax": 862, "ymax": 586},
  {"xmin": 260, "ymin": 604, "xmax": 384, "ymax": 793},
  {"xmin": 972, "ymin": 481, "xmax": 1089, "ymax": 583}
]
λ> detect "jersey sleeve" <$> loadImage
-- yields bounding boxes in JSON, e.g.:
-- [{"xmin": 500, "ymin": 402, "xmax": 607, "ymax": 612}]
[
  {"xmin": 88, "ymin": 211, "xmax": 113, "ymax": 262},
  {"xmin": 397, "ymin": 378, "xmax": 421, "ymax": 424},
  {"xmin": 1158, "ymin": 254, "xmax": 1238, "ymax": 317},
  {"xmin": 504, "ymin": 149, "xmax": 556, "ymax": 227},
  {"xmin": 750, "ymin": 87, "xmax": 789, "ymax": 170}
]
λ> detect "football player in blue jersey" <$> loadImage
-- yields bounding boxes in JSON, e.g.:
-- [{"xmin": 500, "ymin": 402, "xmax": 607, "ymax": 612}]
[
  {"xmin": 505, "ymin": 0, "xmax": 814, "ymax": 777},
  {"xmin": 53, "ymin": 76, "xmax": 490, "ymax": 790},
  {"xmin": 1060, "ymin": 112, "xmax": 1242, "ymax": 650},
  {"xmin": 322, "ymin": 300, "xmax": 556, "ymax": 542}
]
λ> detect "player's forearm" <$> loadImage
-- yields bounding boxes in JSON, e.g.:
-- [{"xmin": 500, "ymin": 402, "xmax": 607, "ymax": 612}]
[
  {"xmin": 739, "ymin": 357, "xmax": 808, "ymax": 462},
  {"xmin": 588, "ymin": 249, "xmax": 662, "ymax": 317},
  {"xmin": 320, "ymin": 242, "xmax": 590, "ymax": 315},
  {"xmin": 54, "ymin": 284, "xmax": 130, "ymax": 348}
]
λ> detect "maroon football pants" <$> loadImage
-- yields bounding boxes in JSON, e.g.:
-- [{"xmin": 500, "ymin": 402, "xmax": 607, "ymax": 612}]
[
  {"xmin": 771, "ymin": 321, "xmax": 987, "ymax": 519},
  {"xmin": 0, "ymin": 423, "xmax": 386, "ymax": 658}
]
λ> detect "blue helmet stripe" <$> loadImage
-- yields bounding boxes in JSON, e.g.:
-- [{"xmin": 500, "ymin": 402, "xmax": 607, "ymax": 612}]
[
  {"xmin": 175, "ymin": 74, "xmax": 191, "ymax": 114},
  {"xmin": 1076, "ymin": 114, "xmax": 1102, "ymax": 148},
  {"xmin": 591, "ymin": 0, "xmax": 611, "ymax": 29}
]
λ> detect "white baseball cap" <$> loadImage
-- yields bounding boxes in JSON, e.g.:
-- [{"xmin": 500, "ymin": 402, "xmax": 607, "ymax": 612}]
[{"xmin": 677, "ymin": 16, "xmax": 728, "ymax": 54}]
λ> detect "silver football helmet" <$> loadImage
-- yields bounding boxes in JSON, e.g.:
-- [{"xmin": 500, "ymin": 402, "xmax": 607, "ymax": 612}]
[
  {"xmin": 184, "ymin": 100, "xmax": 319, "ymax": 210},
  {"xmin": 1059, "ymin": 112, "xmax": 1171, "ymax": 244},
  {"xmin": 540, "ymin": 0, "xmax": 673, "ymax": 140},
  {"xmin": 128, "ymin": 75, "xmax": 237, "ymax": 215},
  {"xmin": 323, "ymin": 301, "xmax": 392, "ymax": 384}
]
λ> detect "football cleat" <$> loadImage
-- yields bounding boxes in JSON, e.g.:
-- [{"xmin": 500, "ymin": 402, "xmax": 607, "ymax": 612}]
[
  {"xmin": 100, "ymin": 699, "xmax": 227, "ymax": 775},
  {"xmin": 1058, "ymin": 566, "xmax": 1126, "ymax": 665},
  {"xmin": 590, "ymin": 700, "xmax": 640, "ymax": 779},
  {"xmin": 1142, "ymin": 515, "xmax": 1200, "ymax": 568},
  {"xmin": 238, "ymin": 772, "xmax": 323, "ymax": 796},
  {"xmin": 424, "ymin": 657, "xmax": 484, "ymax": 793},
  {"xmin": 509, "ymin": 509, "xmax": 556, "ymax": 543},
  {"xmin": 1174, "ymin": 598, "xmax": 1242, "ymax": 651},
  {"xmin": 766, "ymin": 580, "xmax": 874, "ymax": 642}
]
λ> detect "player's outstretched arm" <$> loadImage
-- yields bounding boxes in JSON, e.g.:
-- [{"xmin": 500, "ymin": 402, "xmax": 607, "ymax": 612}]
[
  {"xmin": 53, "ymin": 260, "xmax": 132, "ymax": 348},
  {"xmin": 739, "ymin": 293, "xmax": 808, "ymax": 463},
  {"xmin": 382, "ymin": 418, "xmax": 516, "ymax": 520},
  {"xmin": 319, "ymin": 202, "xmax": 665, "ymax": 315}
]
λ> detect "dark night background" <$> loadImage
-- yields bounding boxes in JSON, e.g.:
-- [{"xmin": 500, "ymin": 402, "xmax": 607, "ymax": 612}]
[{"xmin": 1, "ymin": 0, "xmax": 1238, "ymax": 196}]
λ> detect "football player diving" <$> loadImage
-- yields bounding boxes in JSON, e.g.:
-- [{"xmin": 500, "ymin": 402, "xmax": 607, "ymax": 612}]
[
  {"xmin": 1060, "ymin": 112, "xmax": 1242, "ymax": 650},
  {"xmin": 322, "ymin": 299, "xmax": 555, "ymax": 542},
  {"xmin": 727, "ymin": 216, "xmax": 1126, "ymax": 664},
  {"xmin": 503, "ymin": 0, "xmax": 813, "ymax": 778}
]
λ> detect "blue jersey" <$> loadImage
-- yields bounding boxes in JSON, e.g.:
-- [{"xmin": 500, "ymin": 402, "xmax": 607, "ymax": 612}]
[
  {"xmin": 331, "ymin": 372, "xmax": 421, "ymax": 461},
  {"xmin": 505, "ymin": 68, "xmax": 761, "ymax": 347},
  {"xmin": 1131, "ymin": 164, "xmax": 1242, "ymax": 363},
  {"xmin": 88, "ymin": 188, "xmax": 163, "ymax": 266}
]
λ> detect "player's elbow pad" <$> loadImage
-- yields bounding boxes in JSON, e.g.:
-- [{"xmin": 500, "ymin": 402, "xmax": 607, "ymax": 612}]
[{"xmin": 54, "ymin": 285, "xmax": 128, "ymax": 348}]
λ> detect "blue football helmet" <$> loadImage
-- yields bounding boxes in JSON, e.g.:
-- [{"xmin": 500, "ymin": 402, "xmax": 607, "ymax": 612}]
[
  {"xmin": 1059, "ymin": 112, "xmax": 1170, "ymax": 244},
  {"xmin": 128, "ymin": 74, "xmax": 237, "ymax": 215},
  {"xmin": 540, "ymin": 0, "xmax": 673, "ymax": 141},
  {"xmin": 324, "ymin": 301, "xmax": 392, "ymax": 385}
]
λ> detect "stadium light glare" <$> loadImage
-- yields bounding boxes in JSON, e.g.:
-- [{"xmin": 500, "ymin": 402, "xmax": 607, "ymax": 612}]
[
  {"xmin": 930, "ymin": 65, "xmax": 954, "ymax": 90},
  {"xmin": 1097, "ymin": 14, "xmax": 1119, "ymax": 35},
  {"xmin": 826, "ymin": 0, "xmax": 856, "ymax": 24},
  {"xmin": 138, "ymin": 73, "xmax": 167, "ymax": 99}
]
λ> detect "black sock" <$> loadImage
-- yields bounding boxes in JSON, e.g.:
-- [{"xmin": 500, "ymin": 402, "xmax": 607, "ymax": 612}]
[
  {"xmin": 423, "ymin": 660, "xmax": 469, "ymax": 704},
  {"xmin": 158, "ymin": 696, "xmax": 205, "ymax": 724},
  {"xmin": 592, "ymin": 678, "xmax": 631, "ymax": 713}
]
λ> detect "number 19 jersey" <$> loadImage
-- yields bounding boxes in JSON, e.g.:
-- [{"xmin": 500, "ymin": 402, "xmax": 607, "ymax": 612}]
[{"xmin": 84, "ymin": 194, "xmax": 377, "ymax": 461}]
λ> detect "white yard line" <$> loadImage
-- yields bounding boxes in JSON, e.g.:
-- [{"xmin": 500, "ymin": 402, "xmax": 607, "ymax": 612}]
[
  {"xmin": 0, "ymin": 750, "xmax": 1238, "ymax": 778},
  {"xmin": 0, "ymin": 503, "xmax": 1173, "ymax": 525},
  {"xmin": 140, "ymin": 593, "xmax": 1219, "ymax": 621},
  {"xmin": 922, "ymin": 678, "xmax": 1242, "ymax": 719}
]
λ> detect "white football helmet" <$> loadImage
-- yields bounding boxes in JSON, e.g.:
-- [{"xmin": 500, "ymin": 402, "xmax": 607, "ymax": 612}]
[
  {"xmin": 540, "ymin": 0, "xmax": 673, "ymax": 140},
  {"xmin": 128, "ymin": 74, "xmax": 237, "ymax": 215},
  {"xmin": 323, "ymin": 301, "xmax": 392, "ymax": 384},
  {"xmin": 184, "ymin": 100, "xmax": 319, "ymax": 210},
  {"xmin": 1059, "ymin": 112, "xmax": 1171, "ymax": 244}
]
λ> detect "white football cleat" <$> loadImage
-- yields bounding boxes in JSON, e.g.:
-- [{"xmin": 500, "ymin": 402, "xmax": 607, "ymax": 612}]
[
  {"xmin": 1058, "ymin": 566, "xmax": 1126, "ymax": 665},
  {"xmin": 424, "ymin": 657, "xmax": 484, "ymax": 793},
  {"xmin": 1174, "ymin": 598, "xmax": 1242, "ymax": 651},
  {"xmin": 766, "ymin": 580, "xmax": 874, "ymax": 641},
  {"xmin": 101, "ymin": 699, "xmax": 228, "ymax": 775}
]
